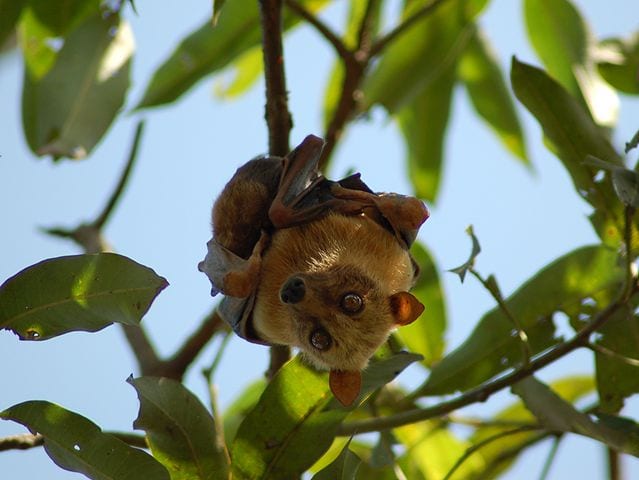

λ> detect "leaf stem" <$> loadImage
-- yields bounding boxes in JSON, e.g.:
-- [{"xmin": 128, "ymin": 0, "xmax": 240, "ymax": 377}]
[{"xmin": 538, "ymin": 435, "xmax": 561, "ymax": 480}]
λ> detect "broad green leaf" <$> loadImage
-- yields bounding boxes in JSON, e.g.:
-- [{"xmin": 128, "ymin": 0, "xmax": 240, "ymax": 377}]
[
  {"xmin": 0, "ymin": 401, "xmax": 169, "ymax": 480},
  {"xmin": 597, "ymin": 33, "xmax": 639, "ymax": 94},
  {"xmin": 396, "ymin": 242, "xmax": 447, "ymax": 366},
  {"xmin": 28, "ymin": 0, "xmax": 98, "ymax": 36},
  {"xmin": 513, "ymin": 376, "xmax": 639, "ymax": 456},
  {"xmin": 128, "ymin": 377, "xmax": 230, "ymax": 480},
  {"xmin": 594, "ymin": 305, "xmax": 639, "ymax": 413},
  {"xmin": 231, "ymin": 353, "xmax": 420, "ymax": 479},
  {"xmin": 458, "ymin": 28, "xmax": 528, "ymax": 163},
  {"xmin": 395, "ymin": 420, "xmax": 485, "ymax": 479},
  {"xmin": 362, "ymin": 0, "xmax": 488, "ymax": 113},
  {"xmin": 0, "ymin": 0, "xmax": 26, "ymax": 47},
  {"xmin": 18, "ymin": 7, "xmax": 58, "ymax": 79},
  {"xmin": 397, "ymin": 58, "xmax": 456, "ymax": 202},
  {"xmin": 584, "ymin": 155, "xmax": 639, "ymax": 207},
  {"xmin": 214, "ymin": 46, "xmax": 262, "ymax": 99},
  {"xmin": 312, "ymin": 441, "xmax": 362, "ymax": 480},
  {"xmin": 524, "ymin": 0, "xmax": 618, "ymax": 126},
  {"xmin": 0, "ymin": 253, "xmax": 168, "ymax": 341},
  {"xmin": 421, "ymin": 245, "xmax": 623, "ymax": 395},
  {"xmin": 136, "ymin": 0, "xmax": 327, "ymax": 109},
  {"xmin": 222, "ymin": 379, "xmax": 266, "ymax": 442},
  {"xmin": 470, "ymin": 375, "xmax": 593, "ymax": 478},
  {"xmin": 22, "ymin": 13, "xmax": 133, "ymax": 159},
  {"xmin": 511, "ymin": 58, "xmax": 624, "ymax": 245}
]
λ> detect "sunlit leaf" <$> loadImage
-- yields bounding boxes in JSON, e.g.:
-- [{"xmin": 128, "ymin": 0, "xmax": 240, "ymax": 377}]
[
  {"xmin": 22, "ymin": 13, "xmax": 133, "ymax": 159},
  {"xmin": 362, "ymin": 0, "xmax": 487, "ymax": 113},
  {"xmin": 128, "ymin": 377, "xmax": 230, "ymax": 480},
  {"xmin": 524, "ymin": 0, "xmax": 619, "ymax": 126},
  {"xmin": 511, "ymin": 58, "xmax": 624, "ymax": 245},
  {"xmin": 421, "ymin": 245, "xmax": 623, "ymax": 395},
  {"xmin": 18, "ymin": 8, "xmax": 58, "ymax": 79},
  {"xmin": 597, "ymin": 33, "xmax": 639, "ymax": 94},
  {"xmin": 397, "ymin": 59, "xmax": 456, "ymax": 202},
  {"xmin": 458, "ymin": 28, "xmax": 528, "ymax": 163},
  {"xmin": 0, "ymin": 401, "xmax": 169, "ymax": 480},
  {"xmin": 136, "ymin": 0, "xmax": 327, "ymax": 109},
  {"xmin": 214, "ymin": 46, "xmax": 262, "ymax": 99},
  {"xmin": 222, "ymin": 379, "xmax": 266, "ymax": 442},
  {"xmin": 0, "ymin": 253, "xmax": 168, "ymax": 341},
  {"xmin": 396, "ymin": 242, "xmax": 447, "ymax": 366},
  {"xmin": 27, "ymin": 0, "xmax": 98, "ymax": 36},
  {"xmin": 311, "ymin": 440, "xmax": 362, "ymax": 480},
  {"xmin": 513, "ymin": 376, "xmax": 639, "ymax": 456}
]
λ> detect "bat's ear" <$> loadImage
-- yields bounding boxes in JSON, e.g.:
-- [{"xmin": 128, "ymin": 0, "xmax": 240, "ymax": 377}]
[
  {"xmin": 390, "ymin": 291, "xmax": 424, "ymax": 326},
  {"xmin": 329, "ymin": 370, "xmax": 362, "ymax": 407}
]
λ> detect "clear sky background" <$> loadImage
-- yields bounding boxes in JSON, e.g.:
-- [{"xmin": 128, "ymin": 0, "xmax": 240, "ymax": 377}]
[{"xmin": 1, "ymin": 1, "xmax": 638, "ymax": 478}]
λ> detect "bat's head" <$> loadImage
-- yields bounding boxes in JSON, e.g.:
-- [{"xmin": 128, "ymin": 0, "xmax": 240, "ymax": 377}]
[{"xmin": 252, "ymin": 214, "xmax": 424, "ymax": 404}]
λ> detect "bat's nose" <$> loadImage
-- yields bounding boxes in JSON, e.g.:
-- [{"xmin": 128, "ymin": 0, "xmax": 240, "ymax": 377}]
[{"xmin": 280, "ymin": 276, "xmax": 305, "ymax": 304}]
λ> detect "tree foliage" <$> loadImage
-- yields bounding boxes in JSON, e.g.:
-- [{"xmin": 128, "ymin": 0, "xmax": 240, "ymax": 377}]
[{"xmin": 1, "ymin": 0, "xmax": 639, "ymax": 479}]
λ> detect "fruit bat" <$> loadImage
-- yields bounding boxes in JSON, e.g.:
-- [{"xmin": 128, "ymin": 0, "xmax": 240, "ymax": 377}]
[{"xmin": 198, "ymin": 135, "xmax": 429, "ymax": 406}]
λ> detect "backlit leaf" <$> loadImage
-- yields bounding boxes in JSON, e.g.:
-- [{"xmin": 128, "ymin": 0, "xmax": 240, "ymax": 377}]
[
  {"xmin": 129, "ymin": 376, "xmax": 230, "ymax": 480},
  {"xmin": 0, "ymin": 401, "xmax": 169, "ymax": 480},
  {"xmin": 597, "ymin": 33, "xmax": 639, "ymax": 94},
  {"xmin": 0, "ymin": 253, "xmax": 168, "ymax": 341},
  {"xmin": 22, "ymin": 13, "xmax": 133, "ymax": 159},
  {"xmin": 421, "ymin": 245, "xmax": 623, "ymax": 395}
]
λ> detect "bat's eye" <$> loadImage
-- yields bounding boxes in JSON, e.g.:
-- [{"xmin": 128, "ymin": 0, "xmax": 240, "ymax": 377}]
[
  {"xmin": 340, "ymin": 293, "xmax": 363, "ymax": 314},
  {"xmin": 310, "ymin": 328, "xmax": 332, "ymax": 351}
]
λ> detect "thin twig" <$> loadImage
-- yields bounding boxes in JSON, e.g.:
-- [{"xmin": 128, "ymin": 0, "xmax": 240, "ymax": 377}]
[
  {"xmin": 337, "ymin": 291, "xmax": 633, "ymax": 436},
  {"xmin": 259, "ymin": 0, "xmax": 292, "ymax": 157},
  {"xmin": 470, "ymin": 269, "xmax": 531, "ymax": 366},
  {"xmin": 538, "ymin": 435, "xmax": 561, "ymax": 480},
  {"xmin": 284, "ymin": 0, "xmax": 353, "ymax": 62},
  {"xmin": 259, "ymin": 0, "xmax": 292, "ymax": 376},
  {"xmin": 355, "ymin": 0, "xmax": 379, "ymax": 53},
  {"xmin": 607, "ymin": 447, "xmax": 622, "ymax": 480},
  {"xmin": 369, "ymin": 0, "xmax": 449, "ymax": 56},
  {"xmin": 93, "ymin": 121, "xmax": 145, "ymax": 230},
  {"xmin": 586, "ymin": 342, "xmax": 639, "ymax": 367}
]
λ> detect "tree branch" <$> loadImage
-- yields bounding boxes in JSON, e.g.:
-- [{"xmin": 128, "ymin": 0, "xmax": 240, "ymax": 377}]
[
  {"xmin": 369, "ymin": 0, "xmax": 448, "ymax": 56},
  {"xmin": 260, "ymin": 0, "xmax": 292, "ymax": 157},
  {"xmin": 259, "ymin": 0, "xmax": 292, "ymax": 376},
  {"xmin": 337, "ymin": 294, "xmax": 631, "ymax": 436},
  {"xmin": 284, "ymin": 0, "xmax": 353, "ymax": 62}
]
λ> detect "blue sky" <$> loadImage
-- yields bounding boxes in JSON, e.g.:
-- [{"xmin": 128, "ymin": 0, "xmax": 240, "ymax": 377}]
[{"xmin": 1, "ymin": 1, "xmax": 638, "ymax": 478}]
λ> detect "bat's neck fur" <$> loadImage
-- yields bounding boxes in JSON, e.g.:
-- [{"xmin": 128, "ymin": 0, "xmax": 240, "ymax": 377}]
[{"xmin": 253, "ymin": 212, "xmax": 415, "ymax": 371}]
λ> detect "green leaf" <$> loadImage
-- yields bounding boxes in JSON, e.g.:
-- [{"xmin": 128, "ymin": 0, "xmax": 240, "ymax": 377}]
[
  {"xmin": 523, "ymin": 0, "xmax": 619, "ymax": 126},
  {"xmin": 470, "ymin": 375, "xmax": 594, "ymax": 478},
  {"xmin": 511, "ymin": 58, "xmax": 623, "ymax": 244},
  {"xmin": 458, "ymin": 28, "xmax": 528, "ymax": 163},
  {"xmin": 22, "ymin": 13, "xmax": 133, "ymax": 159},
  {"xmin": 222, "ymin": 379, "xmax": 266, "ymax": 442},
  {"xmin": 448, "ymin": 225, "xmax": 481, "ymax": 282},
  {"xmin": 128, "ymin": 377, "xmax": 230, "ymax": 480},
  {"xmin": 0, "ymin": 0, "xmax": 26, "ymax": 47},
  {"xmin": 584, "ymin": 155, "xmax": 639, "ymax": 207},
  {"xmin": 421, "ymin": 245, "xmax": 623, "ymax": 395},
  {"xmin": 136, "ymin": 0, "xmax": 327, "ymax": 109},
  {"xmin": 311, "ymin": 441, "xmax": 362, "ymax": 480},
  {"xmin": 396, "ymin": 242, "xmax": 447, "ymax": 366},
  {"xmin": 0, "ymin": 253, "xmax": 168, "ymax": 341},
  {"xmin": 594, "ymin": 305, "xmax": 639, "ymax": 413},
  {"xmin": 231, "ymin": 353, "xmax": 420, "ymax": 479},
  {"xmin": 397, "ymin": 58, "xmax": 456, "ymax": 202},
  {"xmin": 27, "ymin": 0, "xmax": 98, "ymax": 36},
  {"xmin": 213, "ymin": 46, "xmax": 263, "ymax": 99},
  {"xmin": 513, "ymin": 376, "xmax": 639, "ymax": 456},
  {"xmin": 212, "ymin": 0, "xmax": 226, "ymax": 26},
  {"xmin": 597, "ymin": 33, "xmax": 639, "ymax": 94},
  {"xmin": 18, "ymin": 7, "xmax": 58, "ymax": 79},
  {"xmin": 362, "ymin": 0, "xmax": 487, "ymax": 113},
  {"xmin": 0, "ymin": 400, "xmax": 169, "ymax": 480}
]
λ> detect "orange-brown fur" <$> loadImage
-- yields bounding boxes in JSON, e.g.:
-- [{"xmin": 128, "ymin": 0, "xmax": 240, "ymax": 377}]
[{"xmin": 252, "ymin": 213, "xmax": 415, "ymax": 372}]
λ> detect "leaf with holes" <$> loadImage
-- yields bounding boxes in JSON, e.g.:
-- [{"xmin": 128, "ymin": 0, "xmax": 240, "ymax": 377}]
[
  {"xmin": 0, "ymin": 401, "xmax": 169, "ymax": 480},
  {"xmin": 129, "ymin": 377, "xmax": 230, "ymax": 480},
  {"xmin": 421, "ymin": 245, "xmax": 623, "ymax": 395},
  {"xmin": 0, "ymin": 253, "xmax": 168, "ymax": 341},
  {"xmin": 22, "ymin": 13, "xmax": 133, "ymax": 159}
]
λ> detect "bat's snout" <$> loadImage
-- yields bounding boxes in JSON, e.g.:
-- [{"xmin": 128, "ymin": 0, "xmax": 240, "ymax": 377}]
[{"xmin": 280, "ymin": 276, "xmax": 305, "ymax": 304}]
